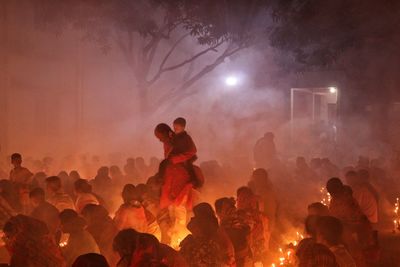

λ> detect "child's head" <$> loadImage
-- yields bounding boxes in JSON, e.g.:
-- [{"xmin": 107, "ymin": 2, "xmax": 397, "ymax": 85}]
[{"xmin": 173, "ymin": 117, "xmax": 186, "ymax": 133}]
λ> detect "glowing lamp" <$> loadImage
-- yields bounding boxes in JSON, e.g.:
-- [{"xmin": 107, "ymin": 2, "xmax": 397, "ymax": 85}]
[
  {"xmin": 329, "ymin": 87, "xmax": 337, "ymax": 93},
  {"xmin": 225, "ymin": 76, "xmax": 238, "ymax": 87}
]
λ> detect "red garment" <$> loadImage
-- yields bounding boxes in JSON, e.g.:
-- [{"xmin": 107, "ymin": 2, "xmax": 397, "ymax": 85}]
[{"xmin": 159, "ymin": 141, "xmax": 193, "ymax": 210}]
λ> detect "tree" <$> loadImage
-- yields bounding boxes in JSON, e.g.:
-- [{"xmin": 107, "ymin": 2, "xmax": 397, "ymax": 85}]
[{"xmin": 33, "ymin": 0, "xmax": 271, "ymax": 113}]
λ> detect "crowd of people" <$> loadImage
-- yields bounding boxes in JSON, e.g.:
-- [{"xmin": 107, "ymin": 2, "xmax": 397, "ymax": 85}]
[{"xmin": 0, "ymin": 117, "xmax": 399, "ymax": 267}]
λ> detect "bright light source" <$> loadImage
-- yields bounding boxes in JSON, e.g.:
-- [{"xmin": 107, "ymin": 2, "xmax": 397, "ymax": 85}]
[
  {"xmin": 225, "ymin": 76, "xmax": 238, "ymax": 87},
  {"xmin": 329, "ymin": 87, "xmax": 337, "ymax": 93}
]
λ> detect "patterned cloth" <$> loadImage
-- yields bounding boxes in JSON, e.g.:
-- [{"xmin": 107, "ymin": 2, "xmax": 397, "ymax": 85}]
[
  {"xmin": 220, "ymin": 211, "xmax": 252, "ymax": 265},
  {"xmin": 237, "ymin": 209, "xmax": 266, "ymax": 262},
  {"xmin": 4, "ymin": 215, "xmax": 65, "ymax": 267},
  {"xmin": 298, "ymin": 243, "xmax": 339, "ymax": 267},
  {"xmin": 180, "ymin": 235, "xmax": 223, "ymax": 267}
]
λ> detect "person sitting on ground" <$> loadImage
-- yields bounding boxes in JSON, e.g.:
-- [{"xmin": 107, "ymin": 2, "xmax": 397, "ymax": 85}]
[
  {"xmin": 113, "ymin": 229, "xmax": 139, "ymax": 267},
  {"xmin": 45, "ymin": 176, "xmax": 75, "ymax": 212},
  {"xmin": 74, "ymin": 179, "xmax": 100, "ymax": 213},
  {"xmin": 316, "ymin": 216, "xmax": 356, "ymax": 267},
  {"xmin": 191, "ymin": 202, "xmax": 235, "ymax": 266},
  {"xmin": 29, "ymin": 187, "xmax": 60, "ymax": 237},
  {"xmin": 236, "ymin": 186, "xmax": 267, "ymax": 265},
  {"xmin": 114, "ymin": 184, "xmax": 148, "ymax": 232},
  {"xmin": 215, "ymin": 197, "xmax": 252, "ymax": 266},
  {"xmin": 72, "ymin": 253, "xmax": 110, "ymax": 267},
  {"xmin": 81, "ymin": 204, "xmax": 119, "ymax": 267},
  {"xmin": 345, "ymin": 170, "xmax": 378, "ymax": 224},
  {"xmin": 180, "ymin": 202, "xmax": 225, "ymax": 267},
  {"xmin": 296, "ymin": 215, "xmax": 320, "ymax": 261},
  {"xmin": 3, "ymin": 215, "xmax": 65, "ymax": 267},
  {"xmin": 326, "ymin": 177, "xmax": 373, "ymax": 267},
  {"xmin": 132, "ymin": 233, "xmax": 187, "ymax": 267},
  {"xmin": 9, "ymin": 153, "xmax": 33, "ymax": 186},
  {"xmin": 59, "ymin": 209, "xmax": 100, "ymax": 267}
]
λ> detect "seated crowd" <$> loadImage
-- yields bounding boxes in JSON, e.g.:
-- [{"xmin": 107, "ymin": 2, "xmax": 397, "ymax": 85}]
[{"xmin": 0, "ymin": 151, "xmax": 396, "ymax": 267}]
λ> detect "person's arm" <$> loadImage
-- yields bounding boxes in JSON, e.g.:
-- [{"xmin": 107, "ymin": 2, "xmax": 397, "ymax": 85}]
[{"xmin": 169, "ymin": 135, "xmax": 197, "ymax": 164}]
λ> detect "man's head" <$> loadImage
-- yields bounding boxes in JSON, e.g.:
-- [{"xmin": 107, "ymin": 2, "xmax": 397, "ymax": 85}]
[
  {"xmin": 173, "ymin": 117, "xmax": 186, "ymax": 134},
  {"xmin": 11, "ymin": 153, "xmax": 22, "ymax": 167},
  {"xmin": 45, "ymin": 176, "xmax": 62, "ymax": 194},
  {"xmin": 316, "ymin": 216, "xmax": 343, "ymax": 247},
  {"xmin": 326, "ymin": 177, "xmax": 344, "ymax": 197},
  {"xmin": 29, "ymin": 187, "xmax": 46, "ymax": 207}
]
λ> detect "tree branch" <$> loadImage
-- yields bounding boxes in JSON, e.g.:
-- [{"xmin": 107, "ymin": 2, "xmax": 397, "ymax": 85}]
[
  {"xmin": 153, "ymin": 44, "xmax": 246, "ymax": 109},
  {"xmin": 148, "ymin": 40, "xmax": 224, "ymax": 85}
]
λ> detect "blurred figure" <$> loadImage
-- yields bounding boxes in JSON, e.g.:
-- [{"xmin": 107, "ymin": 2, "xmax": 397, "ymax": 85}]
[
  {"xmin": 110, "ymin": 165, "xmax": 124, "ymax": 186},
  {"xmin": 3, "ymin": 215, "xmax": 65, "ymax": 267},
  {"xmin": 59, "ymin": 209, "xmax": 100, "ymax": 267},
  {"xmin": 81, "ymin": 204, "xmax": 119, "ymax": 267},
  {"xmin": 74, "ymin": 179, "xmax": 100, "ymax": 213},
  {"xmin": 114, "ymin": 184, "xmax": 147, "ymax": 232},
  {"xmin": 296, "ymin": 215, "xmax": 319, "ymax": 261},
  {"xmin": 9, "ymin": 153, "xmax": 33, "ymax": 186},
  {"xmin": 45, "ymin": 176, "xmax": 75, "ymax": 212},
  {"xmin": 72, "ymin": 253, "xmax": 109, "ymax": 267},
  {"xmin": 345, "ymin": 170, "xmax": 378, "ymax": 224},
  {"xmin": 308, "ymin": 202, "xmax": 330, "ymax": 216},
  {"xmin": 236, "ymin": 186, "xmax": 267, "ymax": 265},
  {"xmin": 215, "ymin": 197, "xmax": 252, "ymax": 267},
  {"xmin": 253, "ymin": 132, "xmax": 277, "ymax": 169},
  {"xmin": 316, "ymin": 216, "xmax": 356, "ymax": 267},
  {"xmin": 180, "ymin": 203, "xmax": 225, "ymax": 267},
  {"xmin": 124, "ymin": 158, "xmax": 139, "ymax": 184},
  {"xmin": 295, "ymin": 157, "xmax": 317, "ymax": 181},
  {"xmin": 132, "ymin": 233, "xmax": 187, "ymax": 267},
  {"xmin": 135, "ymin": 157, "xmax": 148, "ymax": 182},
  {"xmin": 113, "ymin": 229, "xmax": 139, "ymax": 267},
  {"xmin": 297, "ymin": 242, "xmax": 339, "ymax": 267},
  {"xmin": 326, "ymin": 178, "xmax": 373, "ymax": 267},
  {"xmin": 248, "ymin": 168, "xmax": 277, "ymax": 230},
  {"xmin": 92, "ymin": 167, "xmax": 112, "ymax": 194},
  {"xmin": 29, "ymin": 187, "xmax": 60, "ymax": 237}
]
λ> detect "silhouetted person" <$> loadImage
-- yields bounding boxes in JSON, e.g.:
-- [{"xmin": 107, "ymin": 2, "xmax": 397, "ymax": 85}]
[
  {"xmin": 74, "ymin": 179, "xmax": 100, "ymax": 213},
  {"xmin": 345, "ymin": 170, "xmax": 378, "ymax": 224},
  {"xmin": 316, "ymin": 216, "xmax": 356, "ymax": 267},
  {"xmin": 9, "ymin": 153, "xmax": 33, "ymax": 186},
  {"xmin": 45, "ymin": 176, "xmax": 75, "ymax": 212},
  {"xmin": 29, "ymin": 187, "xmax": 60, "ymax": 237},
  {"xmin": 81, "ymin": 204, "xmax": 119, "ymax": 267},
  {"xmin": 253, "ymin": 132, "xmax": 277, "ymax": 169},
  {"xmin": 59, "ymin": 209, "xmax": 100, "ymax": 267},
  {"xmin": 112, "ymin": 229, "xmax": 139, "ymax": 267}
]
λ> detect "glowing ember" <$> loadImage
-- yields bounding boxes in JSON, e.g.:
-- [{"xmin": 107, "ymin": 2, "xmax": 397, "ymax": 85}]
[{"xmin": 320, "ymin": 187, "xmax": 331, "ymax": 206}]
